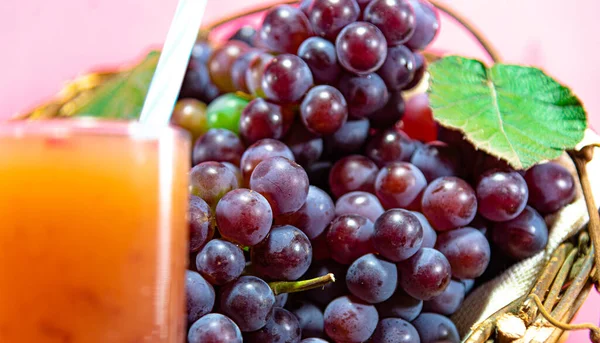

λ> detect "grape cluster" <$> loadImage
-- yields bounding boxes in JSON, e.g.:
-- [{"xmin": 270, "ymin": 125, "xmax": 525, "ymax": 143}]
[{"xmin": 172, "ymin": 0, "xmax": 577, "ymax": 342}]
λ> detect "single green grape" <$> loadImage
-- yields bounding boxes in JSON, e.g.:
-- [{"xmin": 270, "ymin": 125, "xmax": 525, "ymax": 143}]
[
  {"xmin": 206, "ymin": 93, "xmax": 249, "ymax": 133},
  {"xmin": 171, "ymin": 98, "xmax": 208, "ymax": 143}
]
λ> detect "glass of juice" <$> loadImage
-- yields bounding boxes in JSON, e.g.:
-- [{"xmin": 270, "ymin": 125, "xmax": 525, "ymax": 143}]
[{"xmin": 0, "ymin": 119, "xmax": 190, "ymax": 343}]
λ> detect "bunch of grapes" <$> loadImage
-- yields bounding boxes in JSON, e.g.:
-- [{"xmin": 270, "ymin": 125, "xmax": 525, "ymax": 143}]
[{"xmin": 173, "ymin": 0, "xmax": 578, "ymax": 342}]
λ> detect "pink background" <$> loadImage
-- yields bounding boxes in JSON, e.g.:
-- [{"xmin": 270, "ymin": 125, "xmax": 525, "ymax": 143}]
[{"xmin": 1, "ymin": 0, "xmax": 598, "ymax": 340}]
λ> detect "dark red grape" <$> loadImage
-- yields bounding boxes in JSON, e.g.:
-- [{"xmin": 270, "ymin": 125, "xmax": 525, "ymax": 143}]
[
  {"xmin": 411, "ymin": 211, "xmax": 437, "ymax": 248},
  {"xmin": 300, "ymin": 0, "xmax": 313, "ymax": 14},
  {"xmin": 239, "ymin": 98, "xmax": 285, "ymax": 144},
  {"xmin": 403, "ymin": 52, "xmax": 426, "ymax": 90},
  {"xmin": 374, "ymin": 209, "xmax": 423, "ymax": 262},
  {"xmin": 375, "ymin": 162, "xmax": 426, "ymax": 209},
  {"xmin": 222, "ymin": 162, "xmax": 243, "ymax": 186},
  {"xmin": 364, "ymin": 0, "xmax": 416, "ymax": 45},
  {"xmin": 336, "ymin": 22, "xmax": 388, "ymax": 74},
  {"xmin": 196, "ymin": 239, "xmax": 245, "ymax": 286},
  {"xmin": 258, "ymin": 5, "xmax": 314, "ymax": 54},
  {"xmin": 230, "ymin": 49, "xmax": 261, "ymax": 93},
  {"xmin": 324, "ymin": 296, "xmax": 379, "ymax": 343},
  {"xmin": 308, "ymin": 0, "xmax": 360, "ymax": 40},
  {"xmin": 423, "ymin": 279, "xmax": 465, "ymax": 315},
  {"xmin": 406, "ymin": 0, "xmax": 440, "ymax": 51},
  {"xmin": 220, "ymin": 276, "xmax": 276, "ymax": 332},
  {"xmin": 524, "ymin": 162, "xmax": 576, "ymax": 214},
  {"xmin": 369, "ymin": 91, "xmax": 406, "ymax": 129},
  {"xmin": 324, "ymin": 118, "xmax": 370, "ymax": 157},
  {"xmin": 244, "ymin": 307, "xmax": 301, "ymax": 343},
  {"xmin": 366, "ymin": 129, "xmax": 415, "ymax": 167},
  {"xmin": 287, "ymin": 301, "xmax": 324, "ymax": 339},
  {"xmin": 412, "ymin": 313, "xmax": 459, "ymax": 343},
  {"xmin": 216, "ymin": 188, "xmax": 273, "ymax": 246},
  {"xmin": 251, "ymin": 156, "xmax": 310, "ymax": 215},
  {"xmin": 185, "ymin": 270, "xmax": 215, "ymax": 324},
  {"xmin": 311, "ymin": 232, "xmax": 332, "ymax": 261},
  {"xmin": 190, "ymin": 161, "xmax": 239, "ymax": 208},
  {"xmin": 410, "ymin": 141, "xmax": 461, "ymax": 182},
  {"xmin": 300, "ymin": 85, "xmax": 348, "ymax": 135},
  {"xmin": 188, "ymin": 313, "xmax": 243, "ymax": 343},
  {"xmin": 376, "ymin": 290, "xmax": 423, "ymax": 321},
  {"xmin": 339, "ymin": 72, "xmax": 389, "ymax": 118},
  {"xmin": 262, "ymin": 54, "xmax": 314, "ymax": 104},
  {"xmin": 400, "ymin": 92, "xmax": 436, "ymax": 142},
  {"xmin": 335, "ymin": 191, "xmax": 385, "ymax": 223},
  {"xmin": 240, "ymin": 138, "xmax": 295, "ymax": 185},
  {"xmin": 492, "ymin": 206, "xmax": 549, "ymax": 261},
  {"xmin": 346, "ymin": 253, "xmax": 398, "ymax": 303},
  {"xmin": 208, "ymin": 41, "xmax": 250, "ymax": 92},
  {"xmin": 193, "ymin": 128, "xmax": 245, "ymax": 166},
  {"xmin": 188, "ymin": 195, "xmax": 215, "ymax": 253},
  {"xmin": 276, "ymin": 186, "xmax": 335, "ymax": 239},
  {"xmin": 436, "ymin": 227, "xmax": 490, "ymax": 279},
  {"xmin": 297, "ymin": 36, "xmax": 341, "ymax": 84},
  {"xmin": 356, "ymin": 0, "xmax": 371, "ymax": 10},
  {"xmin": 329, "ymin": 155, "xmax": 378, "ymax": 198},
  {"xmin": 326, "ymin": 214, "xmax": 375, "ymax": 264},
  {"xmin": 421, "ymin": 177, "xmax": 478, "ymax": 231},
  {"xmin": 305, "ymin": 260, "xmax": 348, "ymax": 305},
  {"xmin": 284, "ymin": 120, "xmax": 324, "ymax": 167},
  {"xmin": 246, "ymin": 52, "xmax": 275, "ymax": 98},
  {"xmin": 398, "ymin": 248, "xmax": 451, "ymax": 300},
  {"xmin": 301, "ymin": 339, "xmax": 327, "ymax": 343},
  {"xmin": 476, "ymin": 169, "xmax": 529, "ymax": 221},
  {"xmin": 378, "ymin": 44, "xmax": 415, "ymax": 90},
  {"xmin": 228, "ymin": 25, "xmax": 257, "ymax": 46},
  {"xmin": 370, "ymin": 318, "xmax": 420, "ymax": 343}
]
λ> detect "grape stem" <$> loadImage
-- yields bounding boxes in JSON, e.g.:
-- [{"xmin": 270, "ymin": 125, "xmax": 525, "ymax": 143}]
[{"xmin": 268, "ymin": 273, "xmax": 335, "ymax": 296}]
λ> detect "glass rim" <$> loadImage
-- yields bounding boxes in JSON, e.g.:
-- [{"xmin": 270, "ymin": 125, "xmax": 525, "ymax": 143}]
[{"xmin": 0, "ymin": 118, "xmax": 190, "ymax": 140}]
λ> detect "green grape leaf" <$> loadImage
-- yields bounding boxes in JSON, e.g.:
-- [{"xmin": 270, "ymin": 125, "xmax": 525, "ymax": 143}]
[
  {"xmin": 71, "ymin": 51, "xmax": 160, "ymax": 119},
  {"xmin": 427, "ymin": 56, "xmax": 587, "ymax": 169}
]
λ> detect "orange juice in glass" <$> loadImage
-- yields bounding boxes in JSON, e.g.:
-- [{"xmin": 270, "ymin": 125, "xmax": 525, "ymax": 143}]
[{"xmin": 0, "ymin": 119, "xmax": 190, "ymax": 343}]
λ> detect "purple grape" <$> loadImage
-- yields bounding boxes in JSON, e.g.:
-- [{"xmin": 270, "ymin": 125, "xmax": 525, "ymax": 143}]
[
  {"xmin": 375, "ymin": 162, "xmax": 427, "ymax": 209},
  {"xmin": 308, "ymin": 0, "xmax": 361, "ymax": 40},
  {"xmin": 378, "ymin": 45, "xmax": 416, "ymax": 90},
  {"xmin": 301, "ymin": 339, "xmax": 328, "ymax": 343},
  {"xmin": 222, "ymin": 161, "xmax": 244, "ymax": 186},
  {"xmin": 366, "ymin": 129, "xmax": 415, "ymax": 167},
  {"xmin": 275, "ymin": 186, "xmax": 335, "ymax": 239},
  {"xmin": 231, "ymin": 49, "xmax": 262, "ymax": 93},
  {"xmin": 374, "ymin": 209, "xmax": 423, "ymax": 262},
  {"xmin": 461, "ymin": 278, "xmax": 476, "ymax": 294},
  {"xmin": 190, "ymin": 161, "xmax": 239, "ymax": 208},
  {"xmin": 246, "ymin": 52, "xmax": 275, "ymax": 98},
  {"xmin": 412, "ymin": 313, "xmax": 460, "ymax": 343},
  {"xmin": 191, "ymin": 41, "xmax": 213, "ymax": 63},
  {"xmin": 324, "ymin": 118, "xmax": 370, "ymax": 157},
  {"xmin": 524, "ymin": 162, "xmax": 576, "ymax": 214},
  {"xmin": 196, "ymin": 239, "xmax": 245, "ymax": 286},
  {"xmin": 346, "ymin": 253, "xmax": 398, "ymax": 303},
  {"xmin": 192, "ymin": 128, "xmax": 245, "ymax": 166},
  {"xmin": 300, "ymin": 85, "xmax": 348, "ymax": 135},
  {"xmin": 239, "ymin": 98, "xmax": 285, "ymax": 144},
  {"xmin": 403, "ymin": 52, "xmax": 426, "ymax": 90},
  {"xmin": 335, "ymin": 191, "xmax": 385, "ymax": 223},
  {"xmin": 339, "ymin": 72, "xmax": 389, "ymax": 118},
  {"xmin": 258, "ymin": 5, "xmax": 314, "ymax": 54},
  {"xmin": 297, "ymin": 36, "xmax": 341, "ymax": 84},
  {"xmin": 336, "ymin": 22, "xmax": 388, "ymax": 74},
  {"xmin": 421, "ymin": 177, "xmax": 478, "ymax": 231},
  {"xmin": 185, "ymin": 270, "xmax": 215, "ymax": 324},
  {"xmin": 220, "ymin": 276, "xmax": 276, "ymax": 332},
  {"xmin": 412, "ymin": 211, "xmax": 437, "ymax": 248},
  {"xmin": 376, "ymin": 290, "xmax": 423, "ymax": 321},
  {"xmin": 398, "ymin": 248, "xmax": 452, "ymax": 300},
  {"xmin": 275, "ymin": 293, "xmax": 289, "ymax": 308},
  {"xmin": 216, "ymin": 188, "xmax": 273, "ymax": 246},
  {"xmin": 305, "ymin": 260, "xmax": 348, "ymax": 305},
  {"xmin": 369, "ymin": 91, "xmax": 406, "ymax": 129},
  {"xmin": 240, "ymin": 138, "xmax": 295, "ymax": 185},
  {"xmin": 324, "ymin": 296, "xmax": 379, "ymax": 343},
  {"xmin": 188, "ymin": 195, "xmax": 215, "ymax": 253},
  {"xmin": 410, "ymin": 141, "xmax": 461, "ymax": 182},
  {"xmin": 262, "ymin": 54, "xmax": 314, "ymax": 104},
  {"xmin": 244, "ymin": 307, "xmax": 301, "ymax": 343},
  {"xmin": 250, "ymin": 156, "xmax": 310, "ymax": 215},
  {"xmin": 435, "ymin": 227, "xmax": 491, "ymax": 279},
  {"xmin": 252, "ymin": 225, "xmax": 313, "ymax": 281},
  {"xmin": 180, "ymin": 58, "xmax": 211, "ymax": 100},
  {"xmin": 492, "ymin": 206, "xmax": 549, "ymax": 260},
  {"xmin": 476, "ymin": 169, "xmax": 529, "ymax": 222},
  {"xmin": 326, "ymin": 214, "xmax": 375, "ymax": 264},
  {"xmin": 228, "ymin": 25, "xmax": 257, "ymax": 46},
  {"xmin": 188, "ymin": 313, "xmax": 243, "ymax": 343},
  {"xmin": 364, "ymin": 0, "xmax": 416, "ymax": 45},
  {"xmin": 423, "ymin": 279, "xmax": 465, "ymax": 315},
  {"xmin": 329, "ymin": 155, "xmax": 379, "ymax": 198},
  {"xmin": 208, "ymin": 41, "xmax": 250, "ymax": 92},
  {"xmin": 406, "ymin": 0, "xmax": 440, "ymax": 51},
  {"xmin": 284, "ymin": 120, "xmax": 324, "ymax": 168},
  {"xmin": 287, "ymin": 301, "xmax": 324, "ymax": 339},
  {"xmin": 370, "ymin": 318, "xmax": 420, "ymax": 343}
]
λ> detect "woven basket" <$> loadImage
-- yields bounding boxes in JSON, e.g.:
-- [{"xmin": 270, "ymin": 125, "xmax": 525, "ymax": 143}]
[{"xmin": 14, "ymin": 1, "xmax": 600, "ymax": 342}]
